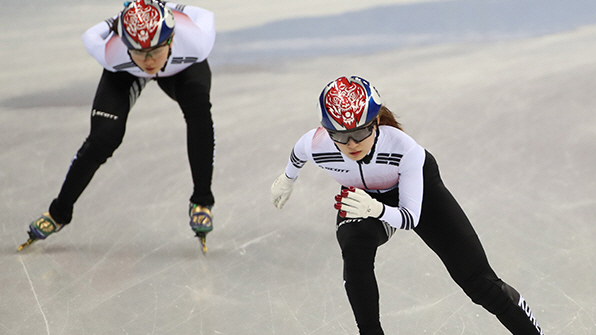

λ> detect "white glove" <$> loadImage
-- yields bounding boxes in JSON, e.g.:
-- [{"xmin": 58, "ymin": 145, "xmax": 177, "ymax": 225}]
[
  {"xmin": 335, "ymin": 187, "xmax": 384, "ymax": 218},
  {"xmin": 271, "ymin": 173, "xmax": 296, "ymax": 209}
]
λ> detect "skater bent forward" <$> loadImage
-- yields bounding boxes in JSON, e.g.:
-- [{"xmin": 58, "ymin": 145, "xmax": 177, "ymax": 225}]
[
  {"xmin": 19, "ymin": 0, "xmax": 216, "ymax": 253},
  {"xmin": 271, "ymin": 76, "xmax": 546, "ymax": 335}
]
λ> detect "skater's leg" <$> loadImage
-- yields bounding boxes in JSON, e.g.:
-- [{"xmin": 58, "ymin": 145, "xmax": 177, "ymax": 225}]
[
  {"xmin": 157, "ymin": 61, "xmax": 214, "ymax": 251},
  {"xmin": 415, "ymin": 152, "xmax": 544, "ymax": 334},
  {"xmin": 49, "ymin": 70, "xmax": 147, "ymax": 224},
  {"xmin": 497, "ymin": 283, "xmax": 545, "ymax": 335},
  {"xmin": 336, "ymin": 216, "xmax": 389, "ymax": 335},
  {"xmin": 157, "ymin": 60, "xmax": 214, "ymax": 207}
]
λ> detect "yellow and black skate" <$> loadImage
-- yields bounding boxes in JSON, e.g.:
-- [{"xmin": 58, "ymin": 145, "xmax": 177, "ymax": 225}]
[
  {"xmin": 189, "ymin": 204, "xmax": 213, "ymax": 254},
  {"xmin": 17, "ymin": 213, "xmax": 64, "ymax": 251}
]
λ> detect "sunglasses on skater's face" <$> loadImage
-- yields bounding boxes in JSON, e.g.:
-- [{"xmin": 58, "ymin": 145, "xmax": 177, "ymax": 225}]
[
  {"xmin": 327, "ymin": 120, "xmax": 376, "ymax": 144},
  {"xmin": 129, "ymin": 38, "xmax": 172, "ymax": 60}
]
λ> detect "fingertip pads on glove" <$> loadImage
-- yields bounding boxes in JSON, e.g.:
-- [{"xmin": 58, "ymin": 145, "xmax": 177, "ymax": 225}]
[{"xmin": 334, "ymin": 187, "xmax": 384, "ymax": 219}]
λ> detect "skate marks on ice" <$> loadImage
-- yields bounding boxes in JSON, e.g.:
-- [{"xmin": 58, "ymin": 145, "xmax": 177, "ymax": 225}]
[{"xmin": 15, "ymin": 252, "xmax": 51, "ymax": 334}]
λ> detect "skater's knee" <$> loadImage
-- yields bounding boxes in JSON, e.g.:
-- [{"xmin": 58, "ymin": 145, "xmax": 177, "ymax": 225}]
[
  {"xmin": 180, "ymin": 93, "xmax": 212, "ymax": 121},
  {"xmin": 337, "ymin": 220, "xmax": 381, "ymax": 280},
  {"xmin": 336, "ymin": 218, "xmax": 385, "ymax": 251},
  {"xmin": 337, "ymin": 233, "xmax": 377, "ymax": 271},
  {"xmin": 77, "ymin": 137, "xmax": 121, "ymax": 164},
  {"xmin": 461, "ymin": 275, "xmax": 519, "ymax": 315}
]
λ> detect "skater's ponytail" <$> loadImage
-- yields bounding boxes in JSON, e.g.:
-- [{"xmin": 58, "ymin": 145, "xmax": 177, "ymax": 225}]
[{"xmin": 378, "ymin": 106, "xmax": 403, "ymax": 131}]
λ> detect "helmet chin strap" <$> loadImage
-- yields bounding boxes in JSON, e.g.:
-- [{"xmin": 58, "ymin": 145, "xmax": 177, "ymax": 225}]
[
  {"xmin": 127, "ymin": 49, "xmax": 137, "ymax": 67},
  {"xmin": 160, "ymin": 45, "xmax": 173, "ymax": 72},
  {"xmin": 359, "ymin": 128, "xmax": 380, "ymax": 164},
  {"xmin": 161, "ymin": 35, "xmax": 174, "ymax": 72}
]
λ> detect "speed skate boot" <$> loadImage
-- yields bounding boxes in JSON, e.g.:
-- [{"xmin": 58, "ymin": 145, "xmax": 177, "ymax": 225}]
[
  {"xmin": 17, "ymin": 212, "xmax": 64, "ymax": 251},
  {"xmin": 189, "ymin": 203, "xmax": 213, "ymax": 254}
]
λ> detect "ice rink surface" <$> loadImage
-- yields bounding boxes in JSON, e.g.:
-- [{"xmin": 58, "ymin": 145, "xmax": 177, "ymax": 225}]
[{"xmin": 2, "ymin": 0, "xmax": 596, "ymax": 334}]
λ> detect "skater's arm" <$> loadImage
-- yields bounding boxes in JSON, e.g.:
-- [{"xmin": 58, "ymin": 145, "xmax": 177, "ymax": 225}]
[
  {"xmin": 167, "ymin": 3, "xmax": 215, "ymax": 63},
  {"xmin": 284, "ymin": 129, "xmax": 314, "ymax": 180},
  {"xmin": 377, "ymin": 144, "xmax": 425, "ymax": 229},
  {"xmin": 81, "ymin": 17, "xmax": 119, "ymax": 71},
  {"xmin": 168, "ymin": 3, "xmax": 215, "ymax": 43},
  {"xmin": 271, "ymin": 130, "xmax": 314, "ymax": 209}
]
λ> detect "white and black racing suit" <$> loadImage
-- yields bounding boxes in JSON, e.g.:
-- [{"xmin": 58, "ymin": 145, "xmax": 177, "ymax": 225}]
[
  {"xmin": 284, "ymin": 125, "xmax": 545, "ymax": 335},
  {"xmin": 48, "ymin": 3, "xmax": 216, "ymax": 223}
]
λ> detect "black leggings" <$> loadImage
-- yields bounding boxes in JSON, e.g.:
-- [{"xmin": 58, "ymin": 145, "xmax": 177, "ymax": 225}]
[
  {"xmin": 49, "ymin": 61, "xmax": 215, "ymax": 224},
  {"xmin": 336, "ymin": 151, "xmax": 544, "ymax": 335}
]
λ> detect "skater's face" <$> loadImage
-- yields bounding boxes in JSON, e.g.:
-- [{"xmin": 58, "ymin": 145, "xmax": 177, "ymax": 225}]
[
  {"xmin": 331, "ymin": 121, "xmax": 377, "ymax": 161},
  {"xmin": 129, "ymin": 40, "xmax": 171, "ymax": 75}
]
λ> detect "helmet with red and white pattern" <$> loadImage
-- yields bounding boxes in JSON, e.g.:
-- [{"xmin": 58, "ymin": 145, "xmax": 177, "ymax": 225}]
[
  {"xmin": 117, "ymin": 0, "xmax": 175, "ymax": 50},
  {"xmin": 319, "ymin": 76, "xmax": 382, "ymax": 131}
]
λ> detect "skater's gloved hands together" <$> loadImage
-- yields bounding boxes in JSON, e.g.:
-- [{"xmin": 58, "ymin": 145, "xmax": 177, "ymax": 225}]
[
  {"xmin": 334, "ymin": 187, "xmax": 385, "ymax": 219},
  {"xmin": 271, "ymin": 173, "xmax": 296, "ymax": 209}
]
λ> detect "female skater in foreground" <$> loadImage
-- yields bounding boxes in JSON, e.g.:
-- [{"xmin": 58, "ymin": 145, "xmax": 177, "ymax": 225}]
[{"xmin": 271, "ymin": 76, "xmax": 544, "ymax": 334}]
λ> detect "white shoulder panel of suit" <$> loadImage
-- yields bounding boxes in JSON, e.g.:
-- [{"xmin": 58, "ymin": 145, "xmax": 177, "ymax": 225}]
[
  {"xmin": 81, "ymin": 3, "xmax": 215, "ymax": 78},
  {"xmin": 285, "ymin": 126, "xmax": 426, "ymax": 230}
]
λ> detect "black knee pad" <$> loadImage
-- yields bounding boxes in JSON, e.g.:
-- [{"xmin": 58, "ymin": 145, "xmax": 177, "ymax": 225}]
[
  {"xmin": 336, "ymin": 219, "xmax": 387, "ymax": 281},
  {"xmin": 461, "ymin": 275, "xmax": 520, "ymax": 316},
  {"xmin": 180, "ymin": 93, "xmax": 212, "ymax": 122},
  {"xmin": 336, "ymin": 218, "xmax": 388, "ymax": 250},
  {"xmin": 76, "ymin": 138, "xmax": 120, "ymax": 165}
]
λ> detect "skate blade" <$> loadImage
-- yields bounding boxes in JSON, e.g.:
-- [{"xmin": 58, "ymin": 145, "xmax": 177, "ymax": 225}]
[
  {"xmin": 200, "ymin": 237, "xmax": 208, "ymax": 254},
  {"xmin": 17, "ymin": 238, "xmax": 37, "ymax": 252},
  {"xmin": 195, "ymin": 233, "xmax": 208, "ymax": 254}
]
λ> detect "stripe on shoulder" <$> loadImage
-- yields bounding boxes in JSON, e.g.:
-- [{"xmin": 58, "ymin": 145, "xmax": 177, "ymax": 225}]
[
  {"xmin": 313, "ymin": 152, "xmax": 344, "ymax": 164},
  {"xmin": 113, "ymin": 61, "xmax": 137, "ymax": 70}
]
